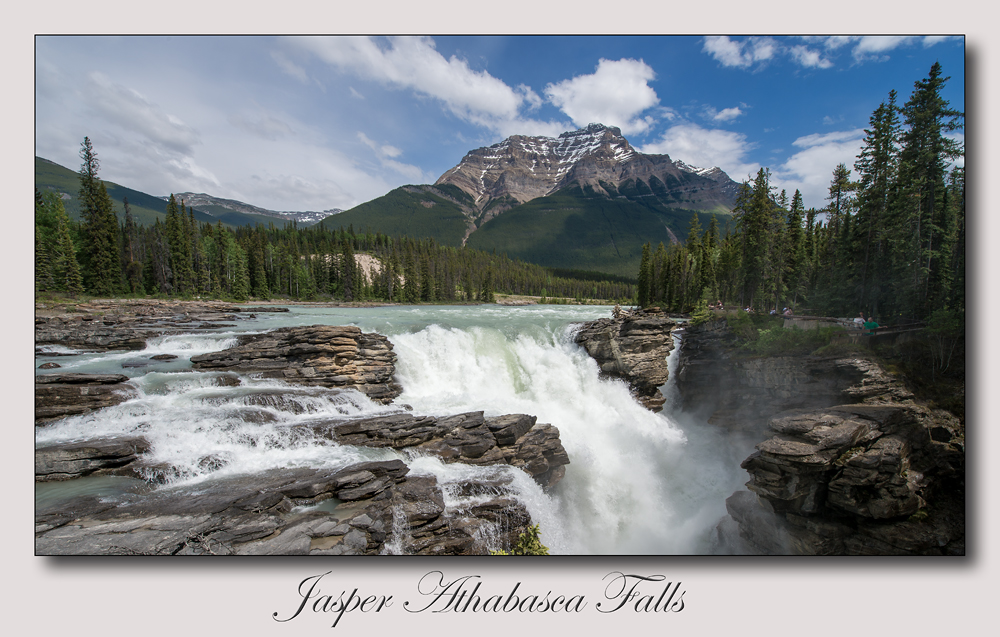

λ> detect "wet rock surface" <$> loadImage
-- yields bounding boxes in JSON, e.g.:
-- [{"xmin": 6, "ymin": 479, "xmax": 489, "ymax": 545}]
[
  {"xmin": 312, "ymin": 411, "xmax": 569, "ymax": 488},
  {"xmin": 35, "ymin": 436, "xmax": 151, "ymax": 482},
  {"xmin": 34, "ymin": 410, "xmax": 562, "ymax": 554},
  {"xmin": 190, "ymin": 325, "xmax": 402, "ymax": 404},
  {"xmin": 35, "ymin": 373, "xmax": 136, "ymax": 424},
  {"xmin": 33, "ymin": 301, "xmax": 561, "ymax": 555},
  {"xmin": 573, "ymin": 307, "xmax": 676, "ymax": 411},
  {"xmin": 34, "ymin": 459, "xmax": 532, "ymax": 555}
]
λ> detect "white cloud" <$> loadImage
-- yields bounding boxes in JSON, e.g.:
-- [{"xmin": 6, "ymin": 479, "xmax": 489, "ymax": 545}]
[
  {"xmin": 707, "ymin": 35, "xmax": 954, "ymax": 70},
  {"xmin": 228, "ymin": 111, "xmax": 294, "ymax": 141},
  {"xmin": 357, "ymin": 132, "xmax": 428, "ymax": 182},
  {"xmin": 852, "ymin": 36, "xmax": 918, "ymax": 61},
  {"xmin": 820, "ymin": 36, "xmax": 854, "ymax": 50},
  {"xmin": 772, "ymin": 128, "xmax": 865, "ymax": 209},
  {"xmin": 271, "ymin": 50, "xmax": 309, "ymax": 84},
  {"xmin": 348, "ymin": 87, "xmax": 364, "ymax": 99},
  {"xmin": 83, "ymin": 72, "xmax": 200, "ymax": 155},
  {"xmin": 923, "ymin": 35, "xmax": 954, "ymax": 47},
  {"xmin": 704, "ymin": 106, "xmax": 743, "ymax": 122},
  {"xmin": 703, "ymin": 36, "xmax": 778, "ymax": 69},
  {"xmin": 289, "ymin": 36, "xmax": 532, "ymax": 133},
  {"xmin": 788, "ymin": 45, "xmax": 833, "ymax": 69},
  {"xmin": 544, "ymin": 58, "xmax": 660, "ymax": 135},
  {"xmin": 640, "ymin": 123, "xmax": 759, "ymax": 181}
]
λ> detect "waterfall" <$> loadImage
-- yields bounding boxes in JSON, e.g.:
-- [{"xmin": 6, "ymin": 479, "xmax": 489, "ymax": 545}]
[{"xmin": 35, "ymin": 305, "xmax": 748, "ymax": 554}]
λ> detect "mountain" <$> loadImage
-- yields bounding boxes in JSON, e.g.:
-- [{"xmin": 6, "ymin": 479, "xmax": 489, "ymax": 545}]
[
  {"xmin": 436, "ymin": 123, "xmax": 739, "ymax": 223},
  {"xmin": 35, "ymin": 157, "xmax": 332, "ymax": 229},
  {"xmin": 168, "ymin": 192, "xmax": 339, "ymax": 226},
  {"xmin": 327, "ymin": 124, "xmax": 741, "ymax": 277}
]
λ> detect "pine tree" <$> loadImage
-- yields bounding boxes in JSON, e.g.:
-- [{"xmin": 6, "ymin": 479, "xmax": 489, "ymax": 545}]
[
  {"xmin": 637, "ymin": 242, "xmax": 651, "ymax": 307},
  {"xmin": 77, "ymin": 138, "xmax": 124, "ymax": 296},
  {"xmin": 784, "ymin": 190, "xmax": 806, "ymax": 310},
  {"xmin": 853, "ymin": 91, "xmax": 900, "ymax": 317},
  {"xmin": 893, "ymin": 62, "xmax": 964, "ymax": 318}
]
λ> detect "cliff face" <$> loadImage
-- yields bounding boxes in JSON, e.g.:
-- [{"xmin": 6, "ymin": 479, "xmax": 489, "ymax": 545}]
[
  {"xmin": 677, "ymin": 320, "xmax": 965, "ymax": 555},
  {"xmin": 573, "ymin": 308, "xmax": 677, "ymax": 412}
]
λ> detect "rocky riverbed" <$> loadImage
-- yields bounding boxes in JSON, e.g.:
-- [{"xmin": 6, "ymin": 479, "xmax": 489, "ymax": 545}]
[{"xmin": 34, "ymin": 300, "xmax": 567, "ymax": 555}]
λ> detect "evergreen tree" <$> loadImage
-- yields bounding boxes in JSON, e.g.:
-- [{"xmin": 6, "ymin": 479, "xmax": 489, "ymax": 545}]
[
  {"xmin": 893, "ymin": 62, "xmax": 964, "ymax": 318},
  {"xmin": 637, "ymin": 242, "xmax": 651, "ymax": 307},
  {"xmin": 853, "ymin": 91, "xmax": 901, "ymax": 316},
  {"xmin": 77, "ymin": 138, "xmax": 124, "ymax": 296}
]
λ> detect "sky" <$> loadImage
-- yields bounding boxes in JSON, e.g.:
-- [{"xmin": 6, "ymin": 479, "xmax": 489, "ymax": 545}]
[{"xmin": 35, "ymin": 35, "xmax": 965, "ymax": 213}]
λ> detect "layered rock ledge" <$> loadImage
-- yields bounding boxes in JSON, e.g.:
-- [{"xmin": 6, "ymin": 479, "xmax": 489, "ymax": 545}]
[
  {"xmin": 35, "ymin": 373, "xmax": 136, "ymax": 424},
  {"xmin": 573, "ymin": 308, "xmax": 677, "ymax": 411},
  {"xmin": 35, "ymin": 460, "xmax": 533, "ymax": 555},
  {"xmin": 316, "ymin": 411, "xmax": 569, "ymax": 488},
  {"xmin": 190, "ymin": 325, "xmax": 402, "ymax": 404}
]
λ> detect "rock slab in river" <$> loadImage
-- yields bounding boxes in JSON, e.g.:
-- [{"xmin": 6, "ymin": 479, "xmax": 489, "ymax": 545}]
[
  {"xmin": 35, "ymin": 373, "xmax": 135, "ymax": 424},
  {"xmin": 320, "ymin": 411, "xmax": 569, "ymax": 488},
  {"xmin": 190, "ymin": 324, "xmax": 402, "ymax": 404}
]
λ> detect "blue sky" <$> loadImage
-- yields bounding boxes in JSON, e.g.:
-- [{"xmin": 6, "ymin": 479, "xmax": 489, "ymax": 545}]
[{"xmin": 35, "ymin": 35, "xmax": 964, "ymax": 212}]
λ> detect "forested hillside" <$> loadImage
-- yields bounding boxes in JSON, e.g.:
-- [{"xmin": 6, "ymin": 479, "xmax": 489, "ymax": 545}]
[{"xmin": 635, "ymin": 63, "xmax": 964, "ymax": 327}]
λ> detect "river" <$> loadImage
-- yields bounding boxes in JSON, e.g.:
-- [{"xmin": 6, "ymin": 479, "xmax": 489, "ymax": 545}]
[{"xmin": 35, "ymin": 304, "xmax": 755, "ymax": 554}]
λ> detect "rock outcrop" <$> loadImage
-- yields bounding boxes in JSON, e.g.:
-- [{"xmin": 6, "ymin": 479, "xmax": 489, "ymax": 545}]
[
  {"xmin": 35, "ymin": 459, "xmax": 533, "ymax": 555},
  {"xmin": 574, "ymin": 308, "xmax": 676, "ymax": 411},
  {"xmin": 35, "ymin": 373, "xmax": 136, "ymax": 423},
  {"xmin": 676, "ymin": 320, "xmax": 965, "ymax": 555},
  {"xmin": 316, "ymin": 411, "xmax": 569, "ymax": 488},
  {"xmin": 190, "ymin": 325, "xmax": 402, "ymax": 404}
]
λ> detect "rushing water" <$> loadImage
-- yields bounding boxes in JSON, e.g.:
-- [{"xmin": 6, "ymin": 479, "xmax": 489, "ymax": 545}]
[{"xmin": 35, "ymin": 304, "xmax": 754, "ymax": 554}]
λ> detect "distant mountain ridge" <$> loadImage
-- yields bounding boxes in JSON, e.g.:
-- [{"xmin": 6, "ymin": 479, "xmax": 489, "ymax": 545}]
[
  {"xmin": 35, "ymin": 156, "xmax": 336, "ymax": 229},
  {"xmin": 167, "ymin": 192, "xmax": 340, "ymax": 226}
]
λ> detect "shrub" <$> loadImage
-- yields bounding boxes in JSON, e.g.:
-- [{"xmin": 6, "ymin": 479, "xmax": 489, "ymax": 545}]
[{"xmin": 491, "ymin": 524, "xmax": 550, "ymax": 556}]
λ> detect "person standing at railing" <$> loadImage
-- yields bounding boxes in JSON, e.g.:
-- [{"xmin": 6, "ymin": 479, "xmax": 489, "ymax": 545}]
[{"xmin": 863, "ymin": 316, "xmax": 879, "ymax": 335}]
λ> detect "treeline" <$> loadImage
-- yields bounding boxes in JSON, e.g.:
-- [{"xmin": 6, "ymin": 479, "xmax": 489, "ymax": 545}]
[
  {"xmin": 35, "ymin": 138, "xmax": 634, "ymax": 304},
  {"xmin": 637, "ymin": 62, "xmax": 964, "ymax": 325}
]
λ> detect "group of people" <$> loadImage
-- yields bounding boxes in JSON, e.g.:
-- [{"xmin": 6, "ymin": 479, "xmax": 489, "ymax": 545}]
[{"xmin": 853, "ymin": 312, "xmax": 880, "ymax": 335}]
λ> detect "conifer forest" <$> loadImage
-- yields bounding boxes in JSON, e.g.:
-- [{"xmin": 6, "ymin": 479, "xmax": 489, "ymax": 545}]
[{"xmin": 635, "ymin": 63, "xmax": 964, "ymax": 329}]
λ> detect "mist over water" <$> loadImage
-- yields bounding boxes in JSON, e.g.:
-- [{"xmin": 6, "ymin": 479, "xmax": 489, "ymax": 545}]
[{"xmin": 36, "ymin": 305, "xmax": 752, "ymax": 554}]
